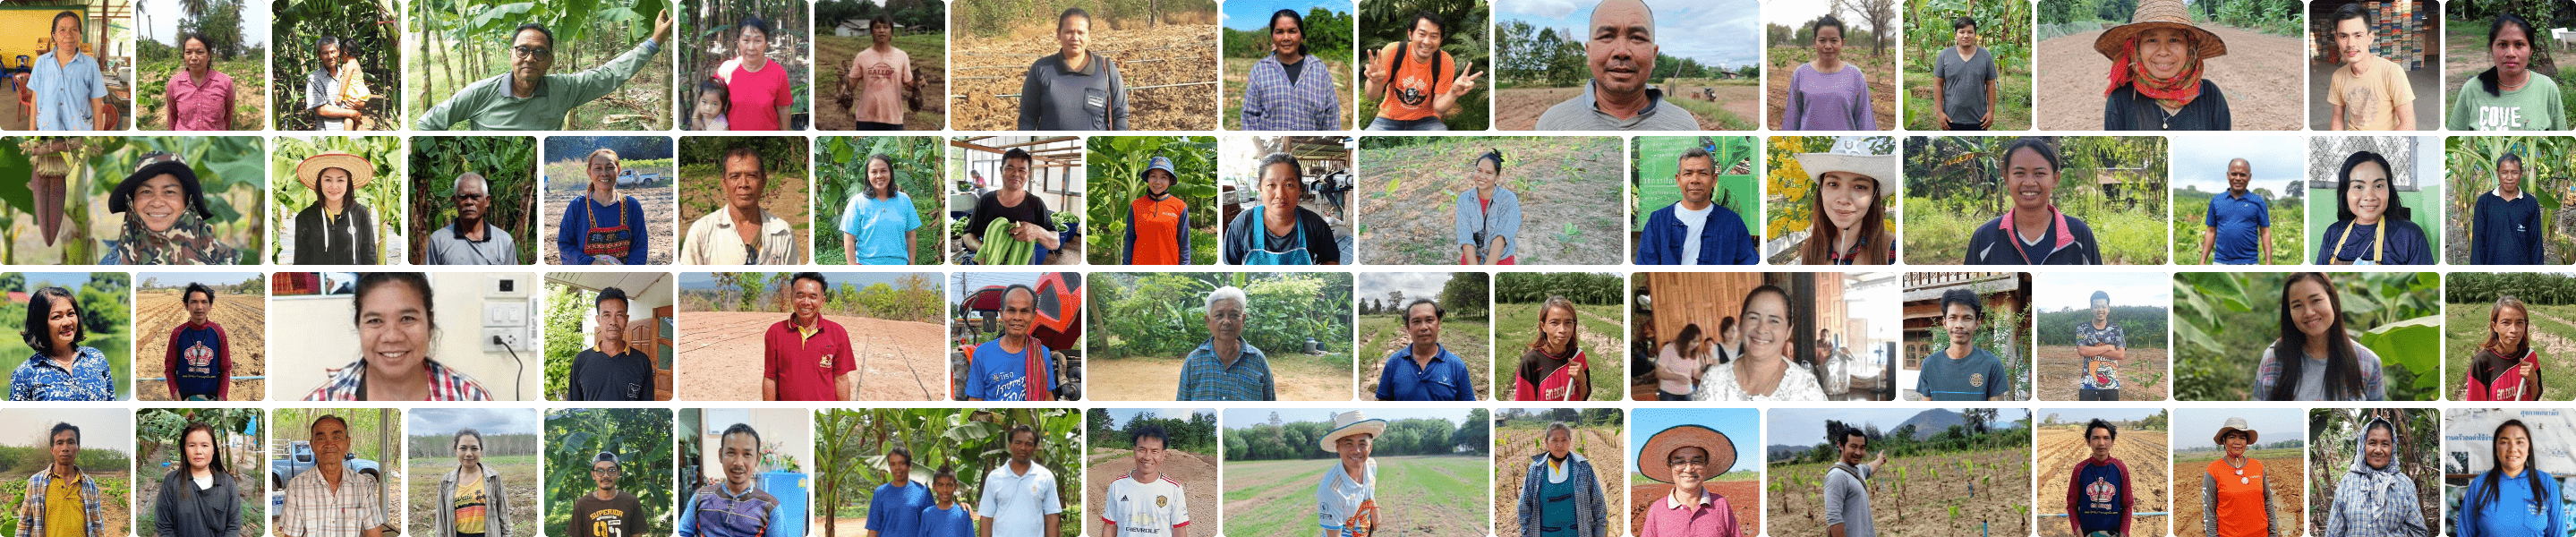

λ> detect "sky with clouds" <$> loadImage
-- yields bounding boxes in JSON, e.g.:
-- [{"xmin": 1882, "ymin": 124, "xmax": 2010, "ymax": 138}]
[
  {"xmin": 408, "ymin": 408, "xmax": 543, "ymax": 438},
  {"xmin": 1357, "ymin": 272, "xmax": 1467, "ymax": 305},
  {"xmin": 1495, "ymin": 0, "xmax": 1762, "ymax": 70},
  {"xmin": 141, "ymin": 0, "xmax": 269, "ymax": 48},
  {"xmin": 2034, "ymin": 272, "xmax": 2171, "ymax": 311},
  {"xmin": 2173, "ymin": 408, "xmax": 2306, "ymax": 449},
  {"xmin": 2170, "ymin": 136, "xmax": 2307, "ymax": 194}
]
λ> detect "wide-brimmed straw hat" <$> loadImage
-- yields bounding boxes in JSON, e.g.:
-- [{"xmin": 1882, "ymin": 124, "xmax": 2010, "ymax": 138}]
[
  {"xmin": 1318, "ymin": 411, "xmax": 1389, "ymax": 452},
  {"xmin": 1639, "ymin": 424, "xmax": 1736, "ymax": 483},
  {"xmin": 2213, "ymin": 416, "xmax": 2259, "ymax": 446},
  {"xmin": 294, "ymin": 151, "xmax": 376, "ymax": 192},
  {"xmin": 1791, "ymin": 137, "xmax": 1898, "ymax": 192},
  {"xmin": 2092, "ymin": 0, "xmax": 2228, "ymax": 60},
  {"xmin": 110, "ymin": 151, "xmax": 212, "ymax": 217}
]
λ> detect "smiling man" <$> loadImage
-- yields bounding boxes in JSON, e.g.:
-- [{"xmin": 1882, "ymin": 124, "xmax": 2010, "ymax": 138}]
[
  {"xmin": 978, "ymin": 424, "xmax": 1063, "ymax": 537},
  {"xmin": 1102, "ymin": 426, "xmax": 1189, "ymax": 537},
  {"xmin": 763, "ymin": 272, "xmax": 856, "ymax": 401},
  {"xmin": 1176, "ymin": 286, "xmax": 1275, "ymax": 401},
  {"xmin": 677, "ymin": 424, "xmax": 781, "ymax": 537},
  {"xmin": 423, "ymin": 173, "xmax": 520, "ymax": 265},
  {"xmin": 1822, "ymin": 428, "xmax": 1886, "ymax": 537},
  {"xmin": 418, "ymin": 11, "xmax": 672, "ymax": 130},
  {"xmin": 2065, "ymin": 420, "xmax": 2134, "ymax": 537},
  {"xmin": 569, "ymin": 452, "xmax": 647, "ymax": 537},
  {"xmin": 282, "ymin": 415, "xmax": 387, "ymax": 537},
  {"xmin": 965, "ymin": 285, "xmax": 1059, "ymax": 402},
  {"xmin": 1373, "ymin": 299, "xmax": 1479, "ymax": 401},
  {"xmin": 2200, "ymin": 158, "xmax": 2271, "ymax": 265},
  {"xmin": 2326, "ymin": 3, "xmax": 2415, "ymax": 131},
  {"xmin": 1535, "ymin": 0, "xmax": 1694, "ymax": 131},
  {"xmin": 1636, "ymin": 424, "xmax": 1741, "ymax": 537},
  {"xmin": 679, "ymin": 146, "xmax": 800, "ymax": 265},
  {"xmin": 1917, "ymin": 287, "xmax": 2009, "ymax": 401},
  {"xmin": 2073, "ymin": 291, "xmax": 2128, "ymax": 402}
]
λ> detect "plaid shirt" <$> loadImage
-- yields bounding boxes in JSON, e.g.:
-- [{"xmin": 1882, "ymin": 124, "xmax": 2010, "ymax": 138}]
[
  {"xmin": 2072, "ymin": 321, "xmax": 2126, "ymax": 390},
  {"xmin": 1175, "ymin": 338, "xmax": 1275, "ymax": 401},
  {"xmin": 14, "ymin": 465, "xmax": 100, "ymax": 537},
  {"xmin": 280, "ymin": 465, "xmax": 387, "ymax": 537},
  {"xmin": 9, "ymin": 347, "xmax": 115, "ymax": 401},
  {"xmin": 1240, "ymin": 54, "xmax": 1341, "ymax": 131},
  {"xmin": 303, "ymin": 358, "xmax": 493, "ymax": 401}
]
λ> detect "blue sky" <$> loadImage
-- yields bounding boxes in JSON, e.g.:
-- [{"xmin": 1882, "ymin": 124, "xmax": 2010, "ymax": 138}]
[
  {"xmin": 1629, "ymin": 408, "xmax": 1760, "ymax": 477},
  {"xmin": 2170, "ymin": 135, "xmax": 2308, "ymax": 194},
  {"xmin": 2034, "ymin": 272, "xmax": 2171, "ymax": 311},
  {"xmin": 14, "ymin": 273, "xmax": 107, "ymax": 290},
  {"xmin": 2173, "ymin": 408, "xmax": 2306, "ymax": 450},
  {"xmin": 1223, "ymin": 0, "xmax": 1353, "ymax": 31},
  {"xmin": 1495, "ymin": 0, "xmax": 1762, "ymax": 70},
  {"xmin": 142, "ymin": 0, "xmax": 270, "ymax": 48},
  {"xmin": 1220, "ymin": 407, "xmax": 1475, "ymax": 430},
  {"xmin": 1769, "ymin": 407, "xmax": 2030, "ymax": 446}
]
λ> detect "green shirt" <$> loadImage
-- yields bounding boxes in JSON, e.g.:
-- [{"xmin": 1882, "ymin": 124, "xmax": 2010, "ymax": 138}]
[
  {"xmin": 2448, "ymin": 71, "xmax": 2567, "ymax": 131},
  {"xmin": 416, "ymin": 38, "xmax": 661, "ymax": 130}
]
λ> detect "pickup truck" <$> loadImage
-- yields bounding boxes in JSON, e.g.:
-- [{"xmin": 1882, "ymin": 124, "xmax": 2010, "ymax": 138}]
[
  {"xmin": 269, "ymin": 440, "xmax": 383, "ymax": 489},
  {"xmin": 618, "ymin": 169, "xmax": 658, "ymax": 187}
]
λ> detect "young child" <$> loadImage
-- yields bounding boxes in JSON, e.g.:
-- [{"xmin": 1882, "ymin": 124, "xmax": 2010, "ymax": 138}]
[
  {"xmin": 695, "ymin": 80, "xmax": 732, "ymax": 131},
  {"xmin": 918, "ymin": 465, "xmax": 976, "ymax": 537},
  {"xmin": 335, "ymin": 55, "xmax": 372, "ymax": 130}
]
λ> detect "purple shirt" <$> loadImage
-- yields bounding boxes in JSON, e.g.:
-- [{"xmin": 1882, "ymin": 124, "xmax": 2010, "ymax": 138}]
[
  {"xmin": 1639, "ymin": 489, "xmax": 1741, "ymax": 537},
  {"xmin": 166, "ymin": 68, "xmax": 235, "ymax": 131},
  {"xmin": 1781, "ymin": 63, "xmax": 1875, "ymax": 131}
]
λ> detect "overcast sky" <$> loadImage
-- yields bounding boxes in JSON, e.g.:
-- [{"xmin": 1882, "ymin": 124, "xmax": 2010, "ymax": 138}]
[
  {"xmin": 408, "ymin": 409, "xmax": 542, "ymax": 438},
  {"xmin": 2171, "ymin": 136, "xmax": 2307, "ymax": 194},
  {"xmin": 1769, "ymin": 407, "xmax": 2029, "ymax": 445},
  {"xmin": 141, "ymin": 0, "xmax": 269, "ymax": 48},
  {"xmin": 0, "ymin": 410, "xmax": 131, "ymax": 454},
  {"xmin": 2034, "ymin": 272, "xmax": 2171, "ymax": 311},
  {"xmin": 1221, "ymin": 407, "xmax": 1472, "ymax": 430},
  {"xmin": 141, "ymin": 272, "xmax": 260, "ymax": 288},
  {"xmin": 1497, "ymin": 0, "xmax": 1762, "ymax": 70},
  {"xmin": 1103, "ymin": 408, "xmax": 1209, "ymax": 427},
  {"xmin": 1356, "ymin": 272, "xmax": 1464, "ymax": 305}
]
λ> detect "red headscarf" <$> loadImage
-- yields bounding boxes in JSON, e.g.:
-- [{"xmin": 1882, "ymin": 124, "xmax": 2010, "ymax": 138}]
[{"xmin": 2102, "ymin": 33, "xmax": 2205, "ymax": 108}]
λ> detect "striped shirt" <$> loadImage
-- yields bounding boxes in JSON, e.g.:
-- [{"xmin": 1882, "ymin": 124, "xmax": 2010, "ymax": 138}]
[
  {"xmin": 9, "ymin": 347, "xmax": 115, "ymax": 401},
  {"xmin": 677, "ymin": 483, "xmax": 781, "ymax": 537},
  {"xmin": 279, "ymin": 465, "xmax": 387, "ymax": 537},
  {"xmin": 1176, "ymin": 338, "xmax": 1275, "ymax": 401},
  {"xmin": 303, "ymin": 358, "xmax": 494, "ymax": 401},
  {"xmin": 1241, "ymin": 54, "xmax": 1341, "ymax": 131},
  {"xmin": 15, "ymin": 465, "xmax": 100, "ymax": 537}
]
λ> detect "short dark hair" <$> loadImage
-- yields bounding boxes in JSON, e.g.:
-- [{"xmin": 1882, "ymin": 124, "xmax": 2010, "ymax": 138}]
[
  {"xmin": 1058, "ymin": 7, "xmax": 1091, "ymax": 31},
  {"xmin": 1837, "ymin": 427, "xmax": 1867, "ymax": 447},
  {"xmin": 2001, "ymin": 137, "xmax": 2060, "ymax": 173},
  {"xmin": 596, "ymin": 286, "xmax": 629, "ymax": 311},
  {"xmin": 1410, "ymin": 10, "xmax": 1446, "ymax": 35},
  {"xmin": 316, "ymin": 35, "xmax": 341, "ymax": 51},
  {"xmin": 52, "ymin": 11, "xmax": 80, "ymax": 30},
  {"xmin": 1009, "ymin": 423, "xmax": 1039, "ymax": 444},
  {"xmin": 310, "ymin": 414, "xmax": 349, "ymax": 435},
  {"xmin": 791, "ymin": 272, "xmax": 830, "ymax": 294},
  {"xmin": 738, "ymin": 15, "xmax": 772, "ymax": 38},
  {"xmin": 1002, "ymin": 284, "xmax": 1037, "ymax": 309},
  {"xmin": 1131, "ymin": 424, "xmax": 1169, "ymax": 447},
  {"xmin": 886, "ymin": 446, "xmax": 913, "ymax": 466},
  {"xmin": 1938, "ymin": 287, "xmax": 1984, "ymax": 320},
  {"xmin": 696, "ymin": 80, "xmax": 733, "ymax": 116},
  {"xmin": 933, "ymin": 464, "xmax": 956, "ymax": 482},
  {"xmin": 2500, "ymin": 151, "xmax": 2525, "ymax": 171},
  {"xmin": 21, "ymin": 286, "xmax": 85, "ymax": 352},
  {"xmin": 179, "ymin": 33, "xmax": 212, "ymax": 51},
  {"xmin": 1002, "ymin": 148, "xmax": 1034, "ymax": 168},
  {"xmin": 513, "ymin": 23, "xmax": 554, "ymax": 47},
  {"xmin": 1258, "ymin": 152, "xmax": 1303, "ymax": 186},
  {"xmin": 871, "ymin": 14, "xmax": 894, "ymax": 31},
  {"xmin": 2089, "ymin": 290, "xmax": 2110, "ymax": 305},
  {"xmin": 2086, "ymin": 419, "xmax": 2119, "ymax": 441},
  {"xmin": 721, "ymin": 422, "xmax": 762, "ymax": 448},
  {"xmin": 184, "ymin": 283, "xmax": 217, "ymax": 304},
  {"xmin": 2333, "ymin": 3, "xmax": 2373, "ymax": 28},
  {"xmin": 1404, "ymin": 298, "xmax": 1446, "ymax": 320},
  {"xmin": 352, "ymin": 273, "xmax": 437, "ymax": 332},
  {"xmin": 722, "ymin": 146, "xmax": 768, "ymax": 176},
  {"xmin": 48, "ymin": 422, "xmax": 79, "ymax": 446},
  {"xmin": 1952, "ymin": 16, "xmax": 1975, "ymax": 31}
]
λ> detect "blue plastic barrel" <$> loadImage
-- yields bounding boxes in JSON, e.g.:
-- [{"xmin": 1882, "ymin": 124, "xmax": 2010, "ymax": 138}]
[{"xmin": 762, "ymin": 471, "xmax": 810, "ymax": 537}]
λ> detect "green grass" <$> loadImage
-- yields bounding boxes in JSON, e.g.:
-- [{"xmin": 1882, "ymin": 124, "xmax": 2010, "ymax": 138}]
[
  {"xmin": 1493, "ymin": 302, "xmax": 1624, "ymax": 400},
  {"xmin": 1902, "ymin": 196, "xmax": 1976, "ymax": 264},
  {"xmin": 1661, "ymin": 97, "xmax": 1755, "ymax": 131},
  {"xmin": 1359, "ymin": 313, "xmax": 1492, "ymax": 399},
  {"xmin": 1224, "ymin": 456, "xmax": 1487, "ymax": 537},
  {"xmin": 1901, "ymin": 71, "xmax": 2034, "ymax": 131},
  {"xmin": 2171, "ymin": 190, "xmax": 2307, "ymax": 264},
  {"xmin": 2450, "ymin": 303, "xmax": 2576, "ymax": 401}
]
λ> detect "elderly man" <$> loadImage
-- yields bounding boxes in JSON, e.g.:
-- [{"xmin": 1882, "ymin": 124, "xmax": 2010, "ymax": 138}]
[
  {"xmin": 558, "ymin": 149, "xmax": 652, "ymax": 265},
  {"xmin": 31, "ymin": 11, "xmax": 112, "ymax": 131},
  {"xmin": 977, "ymin": 424, "xmax": 1063, "ymax": 537},
  {"xmin": 1316, "ymin": 411, "xmax": 1384, "ymax": 537},
  {"xmin": 961, "ymin": 149, "xmax": 1061, "ymax": 265},
  {"xmin": 677, "ymin": 424, "xmax": 781, "ymax": 537},
  {"xmin": 842, "ymin": 15, "xmax": 917, "ymax": 130},
  {"xmin": 680, "ymin": 146, "xmax": 799, "ymax": 264},
  {"xmin": 422, "ymin": 173, "xmax": 520, "ymax": 264},
  {"xmin": 16, "ymin": 423, "xmax": 102, "ymax": 537},
  {"xmin": 281, "ymin": 415, "xmax": 388, "ymax": 537},
  {"xmin": 763, "ymin": 273, "xmax": 857, "ymax": 401},
  {"xmin": 1534, "ymin": 0, "xmax": 1695, "ymax": 130},
  {"xmin": 2200, "ymin": 158, "xmax": 2272, "ymax": 265},
  {"xmin": 304, "ymin": 37, "xmax": 367, "ymax": 131},
  {"xmin": 418, "ymin": 11, "xmax": 672, "ymax": 130},
  {"xmin": 1374, "ymin": 299, "xmax": 1478, "ymax": 401},
  {"xmin": 965, "ymin": 285, "xmax": 1059, "ymax": 402},
  {"xmin": 164, "ymin": 33, "xmax": 236, "ymax": 131},
  {"xmin": 567, "ymin": 287, "xmax": 653, "ymax": 401},
  {"xmin": 1018, "ymin": 7, "xmax": 1127, "ymax": 130},
  {"xmin": 1176, "ymin": 286, "xmax": 1275, "ymax": 401}
]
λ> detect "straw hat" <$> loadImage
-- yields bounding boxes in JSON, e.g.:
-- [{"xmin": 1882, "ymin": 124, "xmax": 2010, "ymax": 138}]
[
  {"xmin": 2091, "ymin": 0, "xmax": 2228, "ymax": 60},
  {"xmin": 1791, "ymin": 137, "xmax": 1898, "ymax": 192},
  {"xmin": 1318, "ymin": 411, "xmax": 1389, "ymax": 452},
  {"xmin": 294, "ymin": 151, "xmax": 376, "ymax": 192},
  {"xmin": 2213, "ymin": 416, "xmax": 2259, "ymax": 446},
  {"xmin": 110, "ymin": 151, "xmax": 212, "ymax": 217},
  {"xmin": 1639, "ymin": 424, "xmax": 1736, "ymax": 483}
]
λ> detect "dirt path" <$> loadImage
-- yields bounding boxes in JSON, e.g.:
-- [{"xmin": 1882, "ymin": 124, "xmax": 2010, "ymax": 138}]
[
  {"xmin": 1496, "ymin": 86, "xmax": 1750, "ymax": 130},
  {"xmin": 134, "ymin": 290, "xmax": 268, "ymax": 401},
  {"xmin": 2034, "ymin": 346, "xmax": 2171, "ymax": 401},
  {"xmin": 543, "ymin": 160, "xmax": 678, "ymax": 265},
  {"xmin": 2035, "ymin": 25, "xmax": 2306, "ymax": 130},
  {"xmin": 951, "ymin": 25, "xmax": 1219, "ymax": 131},
  {"xmin": 2036, "ymin": 429, "xmax": 2169, "ymax": 537},
  {"xmin": 676, "ymin": 311, "xmax": 945, "ymax": 400},
  {"xmin": 1087, "ymin": 449, "xmax": 1220, "ymax": 532},
  {"xmin": 2494, "ymin": 308, "xmax": 2576, "ymax": 400},
  {"xmin": 1357, "ymin": 137, "xmax": 1625, "ymax": 265},
  {"xmin": 1495, "ymin": 428, "xmax": 1625, "ymax": 536}
]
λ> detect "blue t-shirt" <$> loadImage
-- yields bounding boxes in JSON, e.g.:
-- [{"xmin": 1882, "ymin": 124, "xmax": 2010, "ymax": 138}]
[
  {"xmin": 918, "ymin": 504, "xmax": 976, "ymax": 537},
  {"xmin": 2204, "ymin": 191, "xmax": 2270, "ymax": 264},
  {"xmin": 840, "ymin": 192, "xmax": 922, "ymax": 265},
  {"xmin": 967, "ymin": 339, "xmax": 1056, "ymax": 401},
  {"xmin": 30, "ymin": 51, "xmax": 109, "ymax": 131},
  {"xmin": 1916, "ymin": 345, "xmax": 2009, "ymax": 401},
  {"xmin": 866, "ymin": 482, "xmax": 933, "ymax": 537},
  {"xmin": 1374, "ymin": 344, "xmax": 1478, "ymax": 401},
  {"xmin": 2461, "ymin": 468, "xmax": 2563, "ymax": 537}
]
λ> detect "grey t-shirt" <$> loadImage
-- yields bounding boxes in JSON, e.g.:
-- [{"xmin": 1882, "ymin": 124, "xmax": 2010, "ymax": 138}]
[
  {"xmin": 1016, "ymin": 52, "xmax": 1129, "ymax": 131},
  {"xmin": 1933, "ymin": 47, "xmax": 1996, "ymax": 124},
  {"xmin": 1823, "ymin": 463, "xmax": 1875, "ymax": 537},
  {"xmin": 305, "ymin": 68, "xmax": 349, "ymax": 131}
]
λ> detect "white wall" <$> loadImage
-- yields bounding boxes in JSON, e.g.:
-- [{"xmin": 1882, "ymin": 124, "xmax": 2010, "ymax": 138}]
[
  {"xmin": 694, "ymin": 408, "xmax": 813, "ymax": 477},
  {"xmin": 268, "ymin": 273, "xmax": 544, "ymax": 400}
]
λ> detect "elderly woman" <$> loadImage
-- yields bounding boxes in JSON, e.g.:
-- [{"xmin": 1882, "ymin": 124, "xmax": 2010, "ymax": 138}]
[
  {"xmin": 2323, "ymin": 416, "xmax": 2427, "ymax": 537},
  {"xmin": 10, "ymin": 286, "xmax": 115, "ymax": 401},
  {"xmin": 2460, "ymin": 419, "xmax": 2562, "ymax": 537},
  {"xmin": 1694, "ymin": 286, "xmax": 1823, "ymax": 401},
  {"xmin": 1514, "ymin": 422, "xmax": 1608, "ymax": 537},
  {"xmin": 1175, "ymin": 286, "xmax": 1274, "ymax": 401},
  {"xmin": 1793, "ymin": 140, "xmax": 1895, "ymax": 264},
  {"xmin": 291, "ymin": 151, "xmax": 381, "ymax": 265},
  {"xmin": 303, "ymin": 273, "xmax": 494, "ymax": 401},
  {"xmin": 165, "ymin": 33, "xmax": 236, "ymax": 131},
  {"xmin": 718, "ymin": 15, "xmax": 793, "ymax": 131},
  {"xmin": 558, "ymin": 149, "xmax": 652, "ymax": 265},
  {"xmin": 2200, "ymin": 418, "xmax": 2276, "ymax": 537},
  {"xmin": 433, "ymin": 428, "xmax": 515, "ymax": 537},
  {"xmin": 2450, "ymin": 13, "xmax": 2566, "ymax": 130},
  {"xmin": 106, "ymin": 151, "xmax": 239, "ymax": 264},
  {"xmin": 2097, "ymin": 0, "xmax": 2231, "ymax": 130},
  {"xmin": 1458, "ymin": 149, "xmax": 1521, "ymax": 265},
  {"xmin": 1224, "ymin": 152, "xmax": 1341, "ymax": 265}
]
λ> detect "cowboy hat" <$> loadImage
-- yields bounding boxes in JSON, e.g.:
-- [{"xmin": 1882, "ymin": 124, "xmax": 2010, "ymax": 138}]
[
  {"xmin": 2213, "ymin": 416, "xmax": 2259, "ymax": 446},
  {"xmin": 110, "ymin": 151, "xmax": 213, "ymax": 218},
  {"xmin": 2091, "ymin": 0, "xmax": 2228, "ymax": 60},
  {"xmin": 1318, "ymin": 410, "xmax": 1389, "ymax": 452},
  {"xmin": 1640, "ymin": 424, "xmax": 1736, "ymax": 483},
  {"xmin": 1791, "ymin": 137, "xmax": 1898, "ymax": 192},
  {"xmin": 294, "ymin": 151, "xmax": 376, "ymax": 192}
]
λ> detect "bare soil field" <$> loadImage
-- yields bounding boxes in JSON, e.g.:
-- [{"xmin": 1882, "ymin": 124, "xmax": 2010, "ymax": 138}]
[
  {"xmin": 1087, "ymin": 448, "xmax": 1220, "ymax": 531},
  {"xmin": 134, "ymin": 289, "xmax": 267, "ymax": 401},
  {"xmin": 2035, "ymin": 428, "xmax": 2169, "ymax": 537},
  {"xmin": 2172, "ymin": 451, "xmax": 2305, "ymax": 537},
  {"xmin": 675, "ymin": 311, "xmax": 944, "ymax": 400},
  {"xmin": 543, "ymin": 159, "xmax": 677, "ymax": 265},
  {"xmin": 951, "ymin": 24, "xmax": 1220, "ymax": 131},
  {"xmin": 816, "ymin": 34, "xmax": 948, "ymax": 131},
  {"xmin": 2034, "ymin": 346, "xmax": 2171, "ymax": 402},
  {"xmin": 1629, "ymin": 480, "xmax": 1762, "ymax": 535},
  {"xmin": 1770, "ymin": 448, "xmax": 2032, "ymax": 537},
  {"xmin": 1357, "ymin": 137, "xmax": 1625, "ymax": 265},
  {"xmin": 405, "ymin": 457, "xmax": 542, "ymax": 537},
  {"xmin": 2036, "ymin": 25, "xmax": 2306, "ymax": 131},
  {"xmin": 1497, "ymin": 86, "xmax": 1752, "ymax": 130},
  {"xmin": 1494, "ymin": 427, "xmax": 1624, "ymax": 537}
]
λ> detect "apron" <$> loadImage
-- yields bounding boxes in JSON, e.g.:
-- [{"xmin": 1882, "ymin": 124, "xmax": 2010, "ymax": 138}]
[
  {"xmin": 1243, "ymin": 206, "xmax": 1314, "ymax": 265},
  {"xmin": 2330, "ymin": 220, "xmax": 2385, "ymax": 265},
  {"xmin": 584, "ymin": 198, "xmax": 635, "ymax": 259}
]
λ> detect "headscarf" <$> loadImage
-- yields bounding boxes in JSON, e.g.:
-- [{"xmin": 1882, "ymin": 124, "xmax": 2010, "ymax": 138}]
[
  {"xmin": 2342, "ymin": 416, "xmax": 2410, "ymax": 493},
  {"xmin": 117, "ymin": 209, "xmax": 237, "ymax": 265},
  {"xmin": 2103, "ymin": 34, "xmax": 2205, "ymax": 108}
]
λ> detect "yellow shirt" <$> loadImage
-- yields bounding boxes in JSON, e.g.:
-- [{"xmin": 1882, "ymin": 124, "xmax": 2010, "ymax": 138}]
[
  {"xmin": 44, "ymin": 473, "xmax": 84, "ymax": 537},
  {"xmin": 454, "ymin": 475, "xmax": 490, "ymax": 534}
]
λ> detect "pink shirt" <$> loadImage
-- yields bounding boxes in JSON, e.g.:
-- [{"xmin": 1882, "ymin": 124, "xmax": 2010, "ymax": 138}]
[
  {"xmin": 166, "ymin": 68, "xmax": 235, "ymax": 131},
  {"xmin": 1640, "ymin": 489, "xmax": 1741, "ymax": 537},
  {"xmin": 722, "ymin": 58, "xmax": 793, "ymax": 131},
  {"xmin": 849, "ymin": 46, "xmax": 912, "ymax": 124}
]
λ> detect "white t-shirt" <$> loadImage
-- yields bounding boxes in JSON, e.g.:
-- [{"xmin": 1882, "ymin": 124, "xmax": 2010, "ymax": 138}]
[
  {"xmin": 1675, "ymin": 203, "xmax": 1713, "ymax": 265},
  {"xmin": 1315, "ymin": 458, "xmax": 1377, "ymax": 537},
  {"xmin": 978, "ymin": 461, "xmax": 1064, "ymax": 537},
  {"xmin": 1103, "ymin": 473, "xmax": 1190, "ymax": 537}
]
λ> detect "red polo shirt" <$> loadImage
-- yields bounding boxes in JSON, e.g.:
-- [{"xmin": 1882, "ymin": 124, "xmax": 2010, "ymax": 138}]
[{"xmin": 763, "ymin": 316, "xmax": 857, "ymax": 400}]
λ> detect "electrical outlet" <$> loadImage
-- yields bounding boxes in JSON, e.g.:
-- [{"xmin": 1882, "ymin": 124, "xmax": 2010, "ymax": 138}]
[{"xmin": 482, "ymin": 328, "xmax": 525, "ymax": 354}]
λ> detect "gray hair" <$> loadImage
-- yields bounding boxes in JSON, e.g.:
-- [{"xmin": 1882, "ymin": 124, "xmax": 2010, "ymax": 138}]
[
  {"xmin": 453, "ymin": 172, "xmax": 490, "ymax": 195},
  {"xmin": 1207, "ymin": 286, "xmax": 1249, "ymax": 318}
]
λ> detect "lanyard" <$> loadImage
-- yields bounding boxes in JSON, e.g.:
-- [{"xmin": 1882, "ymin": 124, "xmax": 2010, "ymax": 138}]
[{"xmin": 2332, "ymin": 220, "xmax": 2385, "ymax": 263}]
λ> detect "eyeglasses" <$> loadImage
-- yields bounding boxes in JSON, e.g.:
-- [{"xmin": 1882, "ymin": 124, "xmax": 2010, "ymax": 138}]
[
  {"xmin": 512, "ymin": 46, "xmax": 552, "ymax": 59},
  {"xmin": 592, "ymin": 467, "xmax": 621, "ymax": 475}
]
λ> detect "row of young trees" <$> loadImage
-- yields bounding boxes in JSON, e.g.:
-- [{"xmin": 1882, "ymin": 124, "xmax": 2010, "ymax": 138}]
[{"xmin": 1085, "ymin": 409, "xmax": 1219, "ymax": 453}]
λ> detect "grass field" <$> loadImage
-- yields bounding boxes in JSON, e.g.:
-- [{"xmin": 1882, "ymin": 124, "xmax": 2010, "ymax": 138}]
[
  {"xmin": 1358, "ymin": 313, "xmax": 1491, "ymax": 400},
  {"xmin": 1223, "ymin": 456, "xmax": 1488, "ymax": 537},
  {"xmin": 2171, "ymin": 189, "xmax": 2306, "ymax": 265},
  {"xmin": 1491, "ymin": 303, "xmax": 1624, "ymax": 400},
  {"xmin": 1906, "ymin": 193, "xmax": 2167, "ymax": 264},
  {"xmin": 2445, "ymin": 302, "xmax": 2576, "ymax": 400},
  {"xmin": 1901, "ymin": 71, "xmax": 2034, "ymax": 132},
  {"xmin": 404, "ymin": 455, "xmax": 545, "ymax": 537},
  {"xmin": 137, "ymin": 57, "xmax": 270, "ymax": 130}
]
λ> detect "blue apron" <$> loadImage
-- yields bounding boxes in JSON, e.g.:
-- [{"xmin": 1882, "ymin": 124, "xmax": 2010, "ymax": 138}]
[{"xmin": 1242, "ymin": 206, "xmax": 1314, "ymax": 265}]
